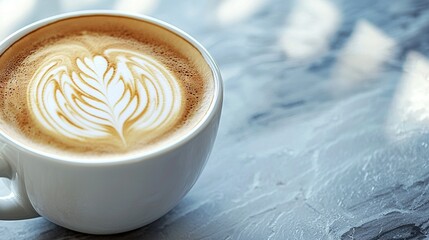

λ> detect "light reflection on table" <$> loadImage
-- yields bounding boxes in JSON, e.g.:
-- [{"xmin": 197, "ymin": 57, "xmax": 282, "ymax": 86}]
[{"xmin": 1, "ymin": 0, "xmax": 429, "ymax": 239}]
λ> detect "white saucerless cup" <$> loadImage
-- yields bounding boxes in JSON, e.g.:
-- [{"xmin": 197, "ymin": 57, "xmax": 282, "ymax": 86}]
[{"xmin": 0, "ymin": 10, "xmax": 222, "ymax": 234}]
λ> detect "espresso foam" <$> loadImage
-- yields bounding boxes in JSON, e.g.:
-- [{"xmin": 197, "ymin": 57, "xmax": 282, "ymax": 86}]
[{"xmin": 0, "ymin": 15, "xmax": 213, "ymax": 157}]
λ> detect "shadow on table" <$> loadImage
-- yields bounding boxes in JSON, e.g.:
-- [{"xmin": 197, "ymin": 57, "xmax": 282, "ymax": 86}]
[
  {"xmin": 33, "ymin": 197, "xmax": 225, "ymax": 240},
  {"xmin": 32, "ymin": 214, "xmax": 174, "ymax": 240},
  {"xmin": 34, "ymin": 221, "xmax": 162, "ymax": 240}
]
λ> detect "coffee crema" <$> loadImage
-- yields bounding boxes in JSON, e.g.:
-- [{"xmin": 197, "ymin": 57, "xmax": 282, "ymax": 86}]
[{"xmin": 0, "ymin": 15, "xmax": 213, "ymax": 157}]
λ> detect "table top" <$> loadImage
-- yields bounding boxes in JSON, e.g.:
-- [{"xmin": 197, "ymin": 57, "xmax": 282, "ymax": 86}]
[{"xmin": 2, "ymin": 0, "xmax": 429, "ymax": 239}]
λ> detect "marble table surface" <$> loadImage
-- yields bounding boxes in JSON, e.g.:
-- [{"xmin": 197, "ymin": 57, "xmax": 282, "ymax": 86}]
[{"xmin": 2, "ymin": 0, "xmax": 429, "ymax": 239}]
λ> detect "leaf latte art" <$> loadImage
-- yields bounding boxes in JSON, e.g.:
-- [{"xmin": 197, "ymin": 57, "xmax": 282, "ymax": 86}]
[{"xmin": 28, "ymin": 48, "xmax": 183, "ymax": 147}]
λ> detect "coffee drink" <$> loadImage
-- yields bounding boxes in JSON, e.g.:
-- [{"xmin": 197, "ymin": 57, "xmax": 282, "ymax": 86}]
[{"xmin": 0, "ymin": 15, "xmax": 214, "ymax": 157}]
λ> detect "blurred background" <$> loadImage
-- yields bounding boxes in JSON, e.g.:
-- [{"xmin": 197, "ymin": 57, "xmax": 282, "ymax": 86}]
[{"xmin": 2, "ymin": 0, "xmax": 429, "ymax": 239}]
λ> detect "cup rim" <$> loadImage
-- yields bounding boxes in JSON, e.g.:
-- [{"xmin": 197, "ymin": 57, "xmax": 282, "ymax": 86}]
[{"xmin": 0, "ymin": 10, "xmax": 223, "ymax": 165}]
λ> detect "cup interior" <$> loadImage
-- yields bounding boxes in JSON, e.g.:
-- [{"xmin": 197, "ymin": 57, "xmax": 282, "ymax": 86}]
[{"xmin": 0, "ymin": 11, "xmax": 222, "ymax": 164}]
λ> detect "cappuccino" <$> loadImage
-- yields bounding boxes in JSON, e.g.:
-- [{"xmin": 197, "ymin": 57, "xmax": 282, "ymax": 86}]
[{"xmin": 0, "ymin": 15, "xmax": 213, "ymax": 157}]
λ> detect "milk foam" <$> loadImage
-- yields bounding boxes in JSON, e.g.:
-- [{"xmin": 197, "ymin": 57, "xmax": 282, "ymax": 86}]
[
  {"xmin": 28, "ymin": 40, "xmax": 182, "ymax": 147},
  {"xmin": 0, "ymin": 15, "xmax": 213, "ymax": 157}
]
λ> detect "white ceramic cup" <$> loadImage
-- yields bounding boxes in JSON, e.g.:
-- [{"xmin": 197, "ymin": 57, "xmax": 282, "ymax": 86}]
[{"xmin": 0, "ymin": 11, "xmax": 222, "ymax": 234}]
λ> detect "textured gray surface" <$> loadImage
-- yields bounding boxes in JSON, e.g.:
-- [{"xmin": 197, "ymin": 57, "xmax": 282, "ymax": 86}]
[{"xmin": 2, "ymin": 0, "xmax": 429, "ymax": 239}]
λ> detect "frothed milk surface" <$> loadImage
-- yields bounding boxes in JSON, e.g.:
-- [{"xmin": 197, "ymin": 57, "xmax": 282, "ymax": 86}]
[{"xmin": 0, "ymin": 15, "xmax": 213, "ymax": 157}]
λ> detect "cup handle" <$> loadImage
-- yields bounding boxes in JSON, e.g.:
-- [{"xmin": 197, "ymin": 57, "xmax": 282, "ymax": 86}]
[{"xmin": 0, "ymin": 145, "xmax": 38, "ymax": 220}]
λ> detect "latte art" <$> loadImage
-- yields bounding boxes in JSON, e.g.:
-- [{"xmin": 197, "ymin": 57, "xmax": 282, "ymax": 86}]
[
  {"xmin": 28, "ymin": 46, "xmax": 183, "ymax": 147},
  {"xmin": 0, "ymin": 15, "xmax": 213, "ymax": 156}
]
